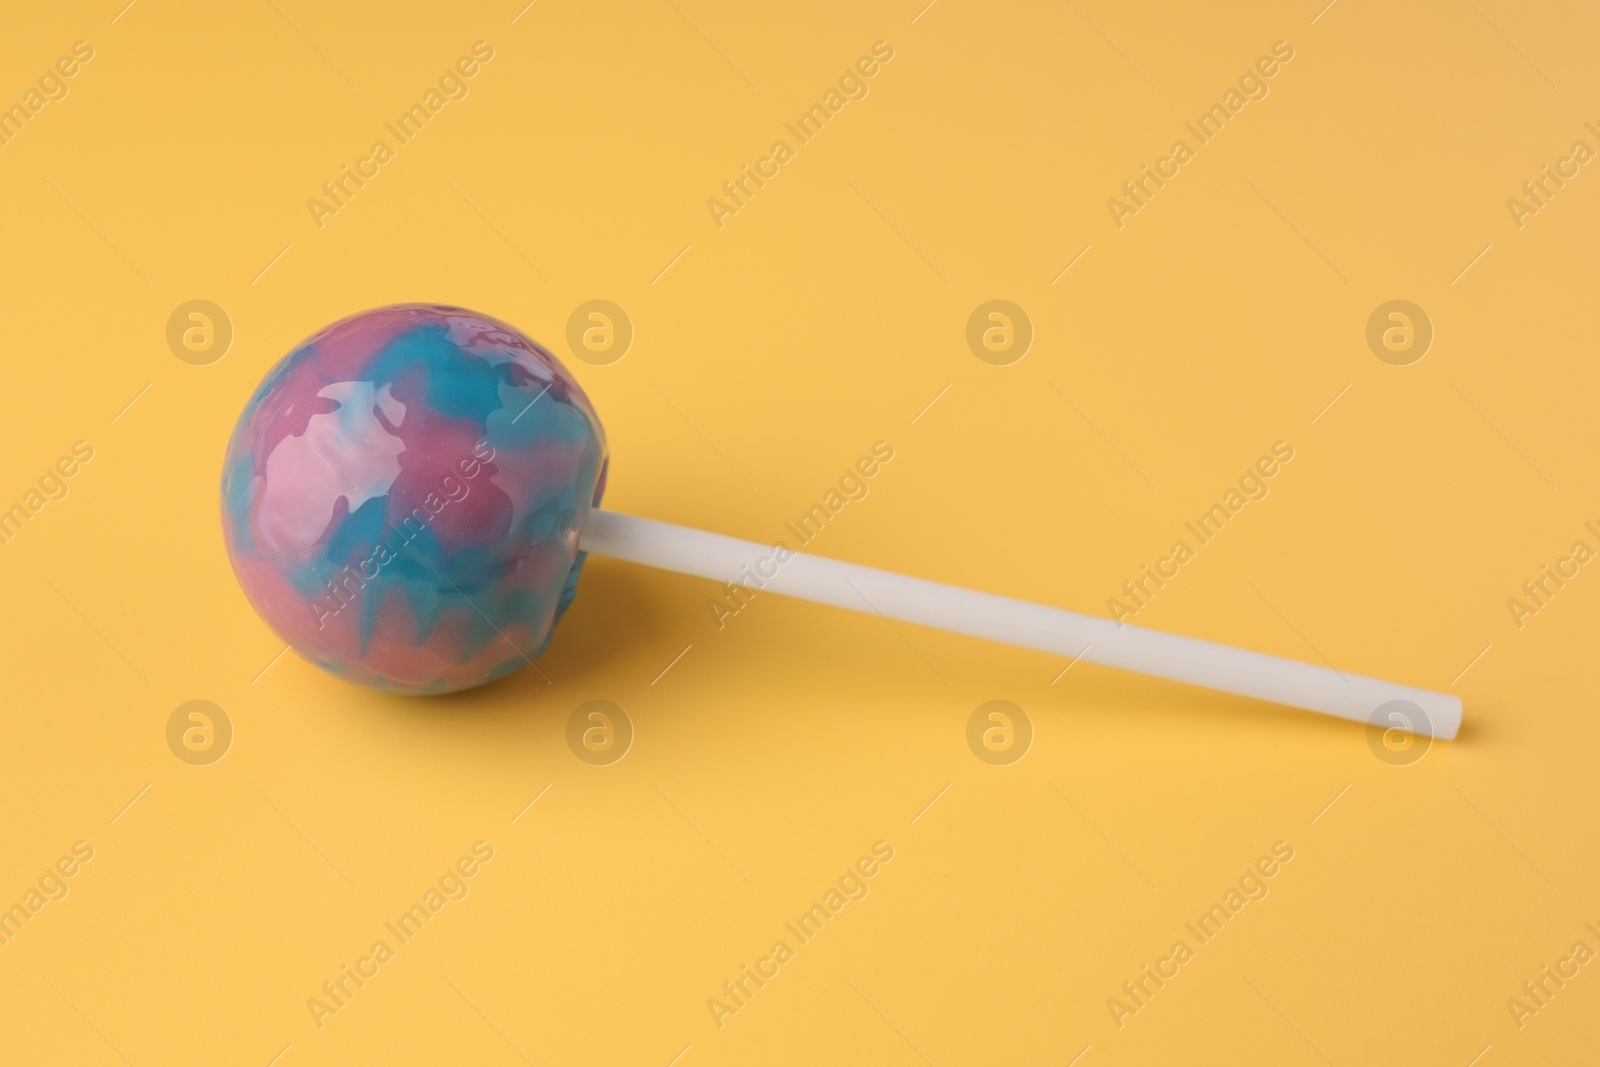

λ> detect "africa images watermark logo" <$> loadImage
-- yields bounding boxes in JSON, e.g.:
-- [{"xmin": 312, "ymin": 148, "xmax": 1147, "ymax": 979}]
[
  {"xmin": 308, "ymin": 439, "xmax": 498, "ymax": 630},
  {"xmin": 705, "ymin": 41, "xmax": 896, "ymax": 229},
  {"xmin": 1506, "ymin": 920, "xmax": 1600, "ymax": 1031},
  {"xmin": 306, "ymin": 41, "xmax": 496, "ymax": 229},
  {"xmin": 1504, "ymin": 521, "xmax": 1600, "ymax": 630},
  {"xmin": 166, "ymin": 300, "xmax": 233, "ymax": 366},
  {"xmin": 966, "ymin": 300, "xmax": 1033, "ymax": 366},
  {"xmin": 1106, "ymin": 40, "xmax": 1296, "ymax": 229},
  {"xmin": 966, "ymin": 700, "xmax": 1032, "ymax": 766},
  {"xmin": 1365, "ymin": 299, "xmax": 1432, "ymax": 366},
  {"xmin": 306, "ymin": 841, "xmax": 496, "ymax": 1029},
  {"xmin": 0, "ymin": 841, "xmax": 95, "ymax": 949},
  {"xmin": 0, "ymin": 40, "xmax": 94, "ymax": 149},
  {"xmin": 1107, "ymin": 841, "xmax": 1295, "ymax": 1028},
  {"xmin": 707, "ymin": 441, "xmax": 894, "ymax": 631},
  {"xmin": 166, "ymin": 700, "xmax": 233, "ymax": 766},
  {"xmin": 1106, "ymin": 441, "xmax": 1295, "ymax": 625},
  {"xmin": 566, "ymin": 700, "xmax": 633, "ymax": 766},
  {"xmin": 566, "ymin": 300, "xmax": 633, "ymax": 366},
  {"xmin": 0, "ymin": 440, "xmax": 95, "ymax": 549},
  {"xmin": 705, "ymin": 841, "xmax": 895, "ymax": 1029},
  {"xmin": 1505, "ymin": 120, "xmax": 1600, "ymax": 230}
]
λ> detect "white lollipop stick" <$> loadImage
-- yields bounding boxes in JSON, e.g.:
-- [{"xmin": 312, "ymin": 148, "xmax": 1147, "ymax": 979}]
[{"xmin": 581, "ymin": 510, "xmax": 1461, "ymax": 739}]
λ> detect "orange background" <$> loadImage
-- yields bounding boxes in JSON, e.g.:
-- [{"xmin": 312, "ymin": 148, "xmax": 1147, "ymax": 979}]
[{"xmin": 1, "ymin": 1, "xmax": 1597, "ymax": 1064}]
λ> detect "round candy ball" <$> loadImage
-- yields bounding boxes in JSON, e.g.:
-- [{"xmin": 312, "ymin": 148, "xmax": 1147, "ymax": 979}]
[{"xmin": 221, "ymin": 304, "xmax": 608, "ymax": 694}]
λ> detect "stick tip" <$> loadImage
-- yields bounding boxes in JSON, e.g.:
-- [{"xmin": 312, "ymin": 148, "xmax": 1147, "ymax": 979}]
[{"xmin": 1431, "ymin": 694, "xmax": 1463, "ymax": 741}]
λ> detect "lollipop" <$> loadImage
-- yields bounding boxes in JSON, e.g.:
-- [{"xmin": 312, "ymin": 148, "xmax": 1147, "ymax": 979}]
[
  {"xmin": 222, "ymin": 304, "xmax": 1461, "ymax": 737},
  {"xmin": 222, "ymin": 304, "xmax": 605, "ymax": 693}
]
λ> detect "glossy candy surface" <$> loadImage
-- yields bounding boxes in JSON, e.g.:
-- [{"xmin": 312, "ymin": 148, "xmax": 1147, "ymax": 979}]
[{"xmin": 222, "ymin": 304, "xmax": 608, "ymax": 693}]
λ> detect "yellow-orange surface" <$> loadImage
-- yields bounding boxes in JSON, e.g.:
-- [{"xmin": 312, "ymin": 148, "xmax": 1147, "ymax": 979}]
[{"xmin": 1, "ymin": 2, "xmax": 1597, "ymax": 1064}]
